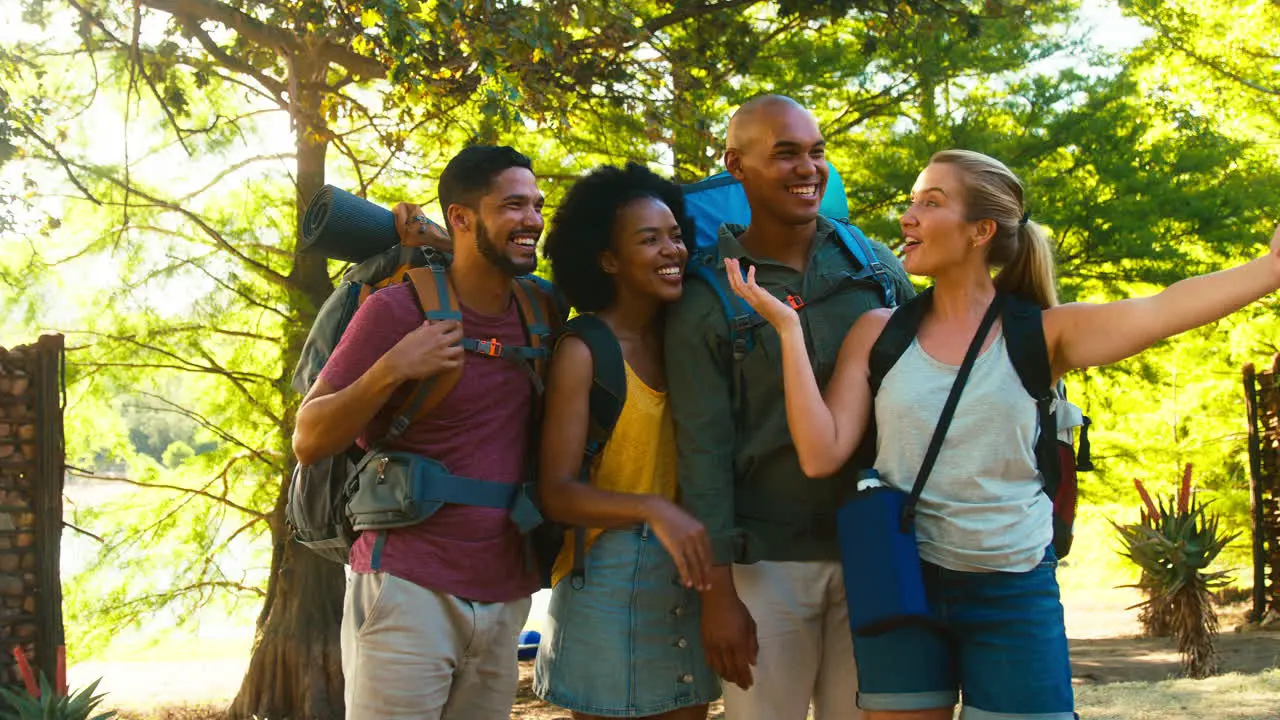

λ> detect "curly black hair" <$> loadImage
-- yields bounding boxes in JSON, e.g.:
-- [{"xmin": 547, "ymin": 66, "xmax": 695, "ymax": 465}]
[{"xmin": 543, "ymin": 162, "xmax": 694, "ymax": 313}]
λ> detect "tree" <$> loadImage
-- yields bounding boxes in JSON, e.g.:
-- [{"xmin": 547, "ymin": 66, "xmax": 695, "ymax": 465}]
[{"xmin": 1118, "ymin": 0, "xmax": 1280, "ymax": 142}]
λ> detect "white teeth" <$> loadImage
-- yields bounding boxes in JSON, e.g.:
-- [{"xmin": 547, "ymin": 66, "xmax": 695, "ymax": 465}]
[
  {"xmin": 657, "ymin": 267, "xmax": 681, "ymax": 277},
  {"xmin": 789, "ymin": 185, "xmax": 817, "ymax": 196}
]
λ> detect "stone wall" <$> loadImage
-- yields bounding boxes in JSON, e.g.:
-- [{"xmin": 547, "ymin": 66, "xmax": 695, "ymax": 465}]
[{"xmin": 0, "ymin": 335, "xmax": 64, "ymax": 688}]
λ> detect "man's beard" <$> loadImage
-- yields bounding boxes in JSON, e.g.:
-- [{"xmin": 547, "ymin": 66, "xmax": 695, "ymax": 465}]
[{"xmin": 475, "ymin": 219, "xmax": 537, "ymax": 277}]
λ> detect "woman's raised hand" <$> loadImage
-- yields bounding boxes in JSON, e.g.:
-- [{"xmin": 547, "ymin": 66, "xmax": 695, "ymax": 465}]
[{"xmin": 724, "ymin": 257, "xmax": 801, "ymax": 333}]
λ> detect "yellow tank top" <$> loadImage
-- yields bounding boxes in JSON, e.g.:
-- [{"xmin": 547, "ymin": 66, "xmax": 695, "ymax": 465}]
[{"xmin": 550, "ymin": 361, "xmax": 678, "ymax": 586}]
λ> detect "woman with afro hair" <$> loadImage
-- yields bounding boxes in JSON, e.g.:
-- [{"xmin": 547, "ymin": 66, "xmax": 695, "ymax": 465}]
[{"xmin": 533, "ymin": 162, "xmax": 721, "ymax": 719}]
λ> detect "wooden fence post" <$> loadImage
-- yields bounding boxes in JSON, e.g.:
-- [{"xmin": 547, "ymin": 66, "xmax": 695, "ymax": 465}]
[
  {"xmin": 1244, "ymin": 362, "xmax": 1267, "ymax": 621},
  {"xmin": 32, "ymin": 334, "xmax": 65, "ymax": 684}
]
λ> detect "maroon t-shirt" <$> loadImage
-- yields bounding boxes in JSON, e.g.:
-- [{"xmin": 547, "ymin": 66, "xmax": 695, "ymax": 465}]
[{"xmin": 319, "ymin": 282, "xmax": 540, "ymax": 602}]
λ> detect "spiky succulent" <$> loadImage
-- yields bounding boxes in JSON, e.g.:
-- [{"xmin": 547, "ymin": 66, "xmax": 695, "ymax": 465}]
[
  {"xmin": 1114, "ymin": 495, "xmax": 1238, "ymax": 594},
  {"xmin": 1113, "ymin": 465, "xmax": 1238, "ymax": 678},
  {"xmin": 0, "ymin": 672, "xmax": 115, "ymax": 720}
]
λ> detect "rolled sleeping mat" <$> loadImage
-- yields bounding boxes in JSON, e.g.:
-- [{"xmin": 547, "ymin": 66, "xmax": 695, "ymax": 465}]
[{"xmin": 300, "ymin": 185, "xmax": 400, "ymax": 263}]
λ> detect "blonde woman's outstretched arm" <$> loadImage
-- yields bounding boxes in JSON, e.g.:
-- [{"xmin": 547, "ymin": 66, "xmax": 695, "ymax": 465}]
[{"xmin": 1045, "ymin": 224, "xmax": 1280, "ymax": 378}]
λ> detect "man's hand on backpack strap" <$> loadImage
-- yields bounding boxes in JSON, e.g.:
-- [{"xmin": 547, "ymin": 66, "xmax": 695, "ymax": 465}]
[{"xmin": 377, "ymin": 320, "xmax": 464, "ymax": 383}]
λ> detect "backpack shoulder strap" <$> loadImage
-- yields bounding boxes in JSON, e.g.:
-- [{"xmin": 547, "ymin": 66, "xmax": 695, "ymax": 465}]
[
  {"xmin": 830, "ymin": 218, "xmax": 898, "ymax": 307},
  {"xmin": 1001, "ymin": 294, "xmax": 1051, "ymax": 397},
  {"xmin": 390, "ymin": 267, "xmax": 464, "ymax": 428},
  {"xmin": 559, "ymin": 313, "xmax": 627, "ymax": 589},
  {"xmin": 510, "ymin": 275, "xmax": 556, "ymax": 380},
  {"xmin": 561, "ymin": 314, "xmax": 627, "ymax": 448},
  {"xmin": 686, "ymin": 254, "xmax": 765, "ymax": 362},
  {"xmin": 999, "ymin": 294, "xmax": 1061, "ymax": 493},
  {"xmin": 868, "ymin": 288, "xmax": 932, "ymax": 396}
]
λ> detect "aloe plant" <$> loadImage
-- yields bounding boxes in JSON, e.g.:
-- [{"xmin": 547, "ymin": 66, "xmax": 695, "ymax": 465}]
[
  {"xmin": 0, "ymin": 672, "xmax": 115, "ymax": 720},
  {"xmin": 1113, "ymin": 464, "xmax": 1239, "ymax": 678}
]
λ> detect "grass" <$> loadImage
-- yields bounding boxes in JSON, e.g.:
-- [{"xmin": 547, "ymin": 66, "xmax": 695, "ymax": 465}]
[{"xmin": 1074, "ymin": 669, "xmax": 1280, "ymax": 719}]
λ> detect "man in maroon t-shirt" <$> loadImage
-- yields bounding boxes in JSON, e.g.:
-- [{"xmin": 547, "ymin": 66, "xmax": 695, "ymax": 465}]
[{"xmin": 293, "ymin": 146, "xmax": 554, "ymax": 719}]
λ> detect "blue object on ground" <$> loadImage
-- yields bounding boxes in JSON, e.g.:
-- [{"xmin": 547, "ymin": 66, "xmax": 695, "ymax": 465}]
[{"xmin": 518, "ymin": 629, "xmax": 541, "ymax": 661}]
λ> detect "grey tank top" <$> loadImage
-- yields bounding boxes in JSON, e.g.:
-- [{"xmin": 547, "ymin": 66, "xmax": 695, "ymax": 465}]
[{"xmin": 874, "ymin": 333, "xmax": 1052, "ymax": 573}]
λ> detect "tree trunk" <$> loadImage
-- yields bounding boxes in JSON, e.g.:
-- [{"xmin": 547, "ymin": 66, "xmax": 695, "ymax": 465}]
[
  {"xmin": 229, "ymin": 54, "xmax": 346, "ymax": 720},
  {"xmin": 228, "ymin": 504, "xmax": 346, "ymax": 719}
]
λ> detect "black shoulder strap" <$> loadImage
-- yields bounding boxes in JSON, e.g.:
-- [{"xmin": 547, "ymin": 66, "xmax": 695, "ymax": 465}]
[
  {"xmin": 999, "ymin": 294, "xmax": 1061, "ymax": 495},
  {"xmin": 869, "ymin": 288, "xmax": 933, "ymax": 397},
  {"xmin": 560, "ymin": 313, "xmax": 627, "ymax": 589},
  {"xmin": 1001, "ymin": 294, "xmax": 1051, "ymax": 402},
  {"xmin": 562, "ymin": 314, "xmax": 627, "ymax": 446}
]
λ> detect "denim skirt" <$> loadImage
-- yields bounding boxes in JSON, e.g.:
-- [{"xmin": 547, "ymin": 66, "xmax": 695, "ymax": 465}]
[{"xmin": 533, "ymin": 524, "xmax": 721, "ymax": 717}]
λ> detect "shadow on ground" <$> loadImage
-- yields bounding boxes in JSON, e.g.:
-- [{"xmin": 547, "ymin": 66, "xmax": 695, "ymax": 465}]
[{"xmin": 1069, "ymin": 630, "xmax": 1280, "ymax": 684}]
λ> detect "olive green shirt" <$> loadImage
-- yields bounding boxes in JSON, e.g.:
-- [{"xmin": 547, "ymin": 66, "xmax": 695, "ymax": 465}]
[{"xmin": 666, "ymin": 217, "xmax": 915, "ymax": 565}]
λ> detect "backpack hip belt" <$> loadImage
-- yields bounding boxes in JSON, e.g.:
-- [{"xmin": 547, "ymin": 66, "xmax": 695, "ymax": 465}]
[{"xmin": 346, "ymin": 450, "xmax": 543, "ymax": 534}]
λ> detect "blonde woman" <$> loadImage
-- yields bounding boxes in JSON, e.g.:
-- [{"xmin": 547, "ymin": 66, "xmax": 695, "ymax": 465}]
[{"xmin": 726, "ymin": 149, "xmax": 1280, "ymax": 720}]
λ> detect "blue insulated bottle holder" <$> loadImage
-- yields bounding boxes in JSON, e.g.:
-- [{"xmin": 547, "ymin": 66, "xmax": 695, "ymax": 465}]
[
  {"xmin": 838, "ymin": 471, "xmax": 928, "ymax": 636},
  {"xmin": 838, "ymin": 294, "xmax": 1006, "ymax": 638}
]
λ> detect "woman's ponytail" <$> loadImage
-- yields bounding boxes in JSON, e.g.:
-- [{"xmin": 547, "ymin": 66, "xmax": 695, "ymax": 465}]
[{"xmin": 994, "ymin": 220, "xmax": 1058, "ymax": 308}]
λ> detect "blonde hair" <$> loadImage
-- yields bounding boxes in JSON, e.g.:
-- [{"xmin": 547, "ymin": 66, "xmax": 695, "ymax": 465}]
[{"xmin": 929, "ymin": 149, "xmax": 1059, "ymax": 308}]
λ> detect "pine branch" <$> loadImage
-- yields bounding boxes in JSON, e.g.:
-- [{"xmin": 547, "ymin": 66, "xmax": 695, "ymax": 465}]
[
  {"xmin": 67, "ymin": 331, "xmax": 277, "ymax": 384},
  {"xmin": 129, "ymin": 391, "xmax": 281, "ymax": 470},
  {"xmin": 140, "ymin": 0, "xmax": 385, "ymax": 82},
  {"xmin": 175, "ymin": 154, "xmax": 297, "ymax": 203},
  {"xmin": 1142, "ymin": 12, "xmax": 1280, "ymax": 98},
  {"xmin": 57, "ymin": 158, "xmax": 293, "ymax": 289},
  {"xmin": 14, "ymin": 119, "xmax": 103, "ymax": 205},
  {"xmin": 66, "ymin": 465, "xmax": 267, "ymax": 521}
]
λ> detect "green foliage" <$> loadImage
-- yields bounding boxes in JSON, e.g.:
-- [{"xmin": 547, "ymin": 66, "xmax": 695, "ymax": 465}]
[
  {"xmin": 0, "ymin": 673, "xmax": 115, "ymax": 720},
  {"xmin": 1118, "ymin": 0, "xmax": 1280, "ymax": 143}
]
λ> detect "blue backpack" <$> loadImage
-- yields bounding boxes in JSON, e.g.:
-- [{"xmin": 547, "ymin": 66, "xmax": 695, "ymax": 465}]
[{"xmin": 680, "ymin": 165, "xmax": 899, "ymax": 361}]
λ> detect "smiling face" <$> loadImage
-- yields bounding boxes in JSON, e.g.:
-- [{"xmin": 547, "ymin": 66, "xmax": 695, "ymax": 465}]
[
  {"xmin": 600, "ymin": 196, "xmax": 688, "ymax": 306},
  {"xmin": 726, "ymin": 103, "xmax": 828, "ymax": 226},
  {"xmin": 899, "ymin": 162, "xmax": 988, "ymax": 277},
  {"xmin": 468, "ymin": 166, "xmax": 545, "ymax": 276}
]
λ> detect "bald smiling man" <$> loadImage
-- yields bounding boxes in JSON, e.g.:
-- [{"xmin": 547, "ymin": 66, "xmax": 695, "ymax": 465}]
[{"xmin": 664, "ymin": 96, "xmax": 915, "ymax": 720}]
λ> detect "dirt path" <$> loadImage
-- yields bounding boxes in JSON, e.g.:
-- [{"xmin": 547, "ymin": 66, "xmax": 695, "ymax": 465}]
[
  {"xmin": 508, "ymin": 632, "xmax": 1280, "ymax": 720},
  {"xmin": 92, "ymin": 589, "xmax": 1279, "ymax": 719},
  {"xmin": 1069, "ymin": 630, "xmax": 1280, "ymax": 684}
]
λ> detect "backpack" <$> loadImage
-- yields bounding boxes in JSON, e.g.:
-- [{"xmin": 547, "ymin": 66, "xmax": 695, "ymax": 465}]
[
  {"xmin": 285, "ymin": 195, "xmax": 564, "ymax": 567},
  {"xmin": 865, "ymin": 289, "xmax": 1093, "ymax": 558},
  {"xmin": 544, "ymin": 314, "xmax": 628, "ymax": 588},
  {"xmin": 682, "ymin": 163, "xmax": 853, "ymax": 252},
  {"xmin": 679, "ymin": 170, "xmax": 901, "ymax": 418}
]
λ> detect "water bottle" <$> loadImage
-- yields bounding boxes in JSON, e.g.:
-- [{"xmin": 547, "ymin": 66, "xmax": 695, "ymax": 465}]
[{"xmin": 857, "ymin": 468, "xmax": 883, "ymax": 492}]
